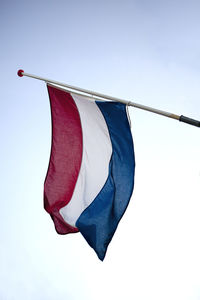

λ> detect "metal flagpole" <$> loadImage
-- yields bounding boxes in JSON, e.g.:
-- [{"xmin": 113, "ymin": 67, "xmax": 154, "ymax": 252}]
[{"xmin": 17, "ymin": 69, "xmax": 200, "ymax": 128}]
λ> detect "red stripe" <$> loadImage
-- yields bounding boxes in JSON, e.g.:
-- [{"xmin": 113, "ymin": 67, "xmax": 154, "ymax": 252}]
[{"xmin": 44, "ymin": 85, "xmax": 82, "ymax": 234}]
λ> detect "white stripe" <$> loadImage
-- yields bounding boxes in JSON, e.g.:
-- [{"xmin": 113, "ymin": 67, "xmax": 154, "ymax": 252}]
[{"xmin": 60, "ymin": 93, "xmax": 112, "ymax": 227}]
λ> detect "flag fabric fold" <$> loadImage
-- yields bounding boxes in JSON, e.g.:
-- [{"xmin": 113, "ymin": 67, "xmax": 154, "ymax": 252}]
[{"xmin": 44, "ymin": 84, "xmax": 135, "ymax": 260}]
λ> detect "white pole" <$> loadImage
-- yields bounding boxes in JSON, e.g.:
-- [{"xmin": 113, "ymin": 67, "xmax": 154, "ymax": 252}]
[{"xmin": 17, "ymin": 69, "xmax": 200, "ymax": 127}]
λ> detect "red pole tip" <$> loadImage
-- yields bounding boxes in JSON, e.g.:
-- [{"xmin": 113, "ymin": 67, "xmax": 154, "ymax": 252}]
[{"xmin": 17, "ymin": 69, "xmax": 24, "ymax": 77}]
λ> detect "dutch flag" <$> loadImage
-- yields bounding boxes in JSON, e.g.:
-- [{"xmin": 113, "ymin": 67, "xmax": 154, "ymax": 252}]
[{"xmin": 44, "ymin": 84, "xmax": 135, "ymax": 260}]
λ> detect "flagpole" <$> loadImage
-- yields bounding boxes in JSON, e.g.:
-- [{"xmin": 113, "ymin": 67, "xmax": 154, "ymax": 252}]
[{"xmin": 17, "ymin": 69, "xmax": 200, "ymax": 128}]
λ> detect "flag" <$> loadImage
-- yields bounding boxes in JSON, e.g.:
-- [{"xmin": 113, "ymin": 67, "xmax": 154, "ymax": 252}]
[{"xmin": 44, "ymin": 84, "xmax": 135, "ymax": 260}]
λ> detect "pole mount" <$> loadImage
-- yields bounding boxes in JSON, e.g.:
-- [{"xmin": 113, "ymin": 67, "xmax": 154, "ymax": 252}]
[
  {"xmin": 17, "ymin": 69, "xmax": 24, "ymax": 77},
  {"xmin": 179, "ymin": 115, "xmax": 200, "ymax": 127}
]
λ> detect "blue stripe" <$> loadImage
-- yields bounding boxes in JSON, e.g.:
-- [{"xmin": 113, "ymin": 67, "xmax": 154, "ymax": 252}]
[{"xmin": 76, "ymin": 102, "xmax": 135, "ymax": 260}]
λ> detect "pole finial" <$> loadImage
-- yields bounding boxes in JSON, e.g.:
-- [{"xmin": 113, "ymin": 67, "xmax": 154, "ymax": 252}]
[{"xmin": 17, "ymin": 69, "xmax": 24, "ymax": 77}]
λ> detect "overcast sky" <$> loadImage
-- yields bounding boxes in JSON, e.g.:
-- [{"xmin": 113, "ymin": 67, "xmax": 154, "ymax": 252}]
[{"xmin": 1, "ymin": 0, "xmax": 200, "ymax": 299}]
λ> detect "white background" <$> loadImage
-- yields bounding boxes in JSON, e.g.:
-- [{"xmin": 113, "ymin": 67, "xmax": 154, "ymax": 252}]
[{"xmin": 1, "ymin": 0, "xmax": 200, "ymax": 299}]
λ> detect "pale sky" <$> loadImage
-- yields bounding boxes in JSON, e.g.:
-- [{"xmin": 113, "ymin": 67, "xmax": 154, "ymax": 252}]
[{"xmin": 1, "ymin": 0, "xmax": 200, "ymax": 299}]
